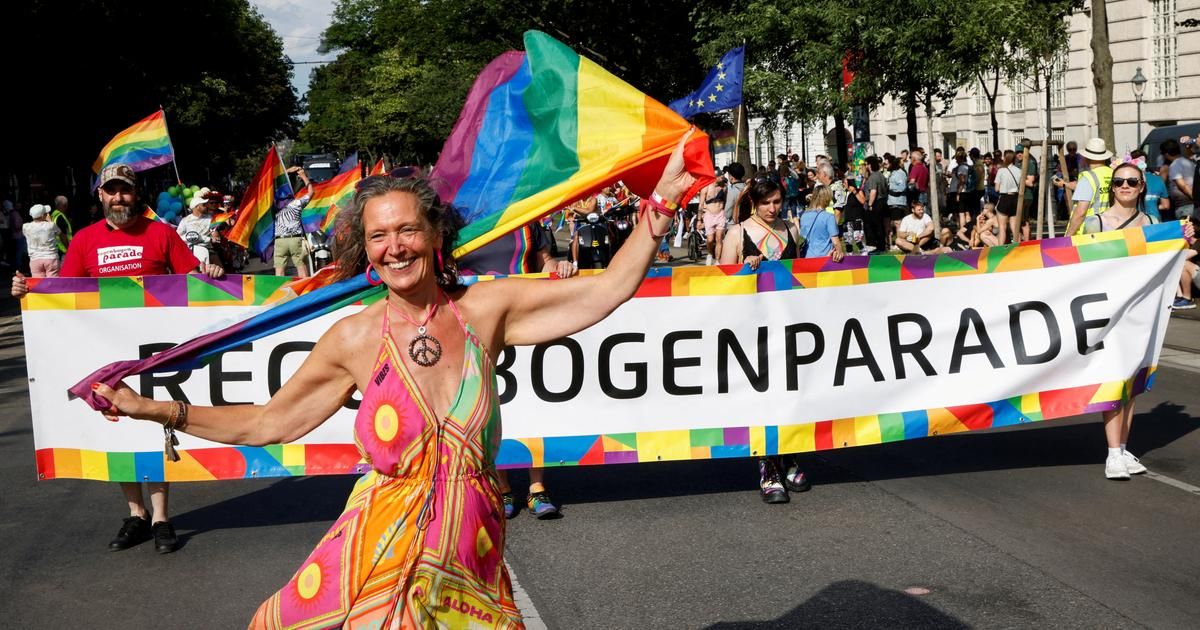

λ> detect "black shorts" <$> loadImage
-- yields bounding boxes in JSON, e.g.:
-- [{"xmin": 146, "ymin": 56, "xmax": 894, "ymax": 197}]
[
  {"xmin": 888, "ymin": 205, "xmax": 908, "ymax": 221},
  {"xmin": 947, "ymin": 193, "xmax": 964, "ymax": 215},
  {"xmin": 996, "ymin": 194, "xmax": 1018, "ymax": 216}
]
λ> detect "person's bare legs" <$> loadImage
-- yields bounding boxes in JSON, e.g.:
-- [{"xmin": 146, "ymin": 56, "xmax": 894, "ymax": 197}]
[
  {"xmin": 296, "ymin": 262, "xmax": 310, "ymax": 278},
  {"xmin": 528, "ymin": 468, "xmax": 546, "ymax": 494},
  {"xmin": 896, "ymin": 237, "xmax": 917, "ymax": 254},
  {"xmin": 148, "ymin": 482, "xmax": 169, "ymax": 523},
  {"xmin": 997, "ymin": 214, "xmax": 1009, "ymax": 244},
  {"xmin": 1009, "ymin": 215, "xmax": 1021, "ymax": 244},
  {"xmin": 121, "ymin": 481, "xmax": 149, "ymax": 519}
]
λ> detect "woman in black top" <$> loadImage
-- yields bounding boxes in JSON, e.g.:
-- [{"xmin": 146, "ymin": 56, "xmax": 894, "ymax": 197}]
[{"xmin": 718, "ymin": 180, "xmax": 811, "ymax": 503}]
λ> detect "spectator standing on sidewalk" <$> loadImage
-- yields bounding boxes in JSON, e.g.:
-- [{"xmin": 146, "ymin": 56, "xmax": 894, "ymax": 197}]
[
  {"xmin": 51, "ymin": 195, "xmax": 73, "ymax": 254},
  {"xmin": 23, "ymin": 204, "xmax": 61, "ymax": 277},
  {"xmin": 1162, "ymin": 139, "xmax": 1195, "ymax": 222},
  {"xmin": 1063, "ymin": 138, "xmax": 1114, "ymax": 236},
  {"xmin": 10, "ymin": 164, "xmax": 224, "ymax": 554},
  {"xmin": 863, "ymin": 156, "xmax": 889, "ymax": 252}
]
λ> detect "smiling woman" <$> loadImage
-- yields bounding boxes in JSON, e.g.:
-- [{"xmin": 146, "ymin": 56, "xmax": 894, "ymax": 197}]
[{"xmin": 90, "ymin": 130, "xmax": 700, "ymax": 628}]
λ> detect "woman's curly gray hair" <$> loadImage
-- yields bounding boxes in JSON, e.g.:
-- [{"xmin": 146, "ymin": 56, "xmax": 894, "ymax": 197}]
[{"xmin": 330, "ymin": 174, "xmax": 465, "ymax": 287}]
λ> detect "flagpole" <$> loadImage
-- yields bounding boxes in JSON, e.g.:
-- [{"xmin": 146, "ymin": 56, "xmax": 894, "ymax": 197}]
[
  {"xmin": 158, "ymin": 105, "xmax": 184, "ymax": 184},
  {"xmin": 734, "ymin": 40, "xmax": 748, "ymax": 171}
]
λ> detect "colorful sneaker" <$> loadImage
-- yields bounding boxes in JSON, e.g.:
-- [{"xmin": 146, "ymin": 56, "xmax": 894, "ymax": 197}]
[
  {"xmin": 782, "ymin": 460, "xmax": 811, "ymax": 493},
  {"xmin": 1171, "ymin": 297, "xmax": 1195, "ymax": 310},
  {"xmin": 1122, "ymin": 451, "xmax": 1148, "ymax": 475},
  {"xmin": 1105, "ymin": 454, "xmax": 1131, "ymax": 480},
  {"xmin": 758, "ymin": 458, "xmax": 790, "ymax": 504},
  {"xmin": 527, "ymin": 491, "xmax": 560, "ymax": 519},
  {"xmin": 502, "ymin": 492, "xmax": 517, "ymax": 519}
]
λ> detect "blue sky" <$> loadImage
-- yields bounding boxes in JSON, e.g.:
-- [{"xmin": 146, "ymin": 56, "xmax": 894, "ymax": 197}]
[{"xmin": 253, "ymin": 0, "xmax": 339, "ymax": 99}]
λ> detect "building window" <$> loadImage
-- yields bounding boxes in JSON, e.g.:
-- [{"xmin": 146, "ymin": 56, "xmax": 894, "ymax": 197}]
[
  {"xmin": 890, "ymin": 96, "xmax": 899, "ymax": 119},
  {"xmin": 1051, "ymin": 53, "xmax": 1067, "ymax": 108},
  {"xmin": 1011, "ymin": 129, "xmax": 1025, "ymax": 150},
  {"xmin": 1152, "ymin": 0, "xmax": 1178, "ymax": 99},
  {"xmin": 973, "ymin": 87, "xmax": 988, "ymax": 115},
  {"xmin": 1008, "ymin": 79, "xmax": 1025, "ymax": 111},
  {"xmin": 976, "ymin": 131, "xmax": 990, "ymax": 151}
]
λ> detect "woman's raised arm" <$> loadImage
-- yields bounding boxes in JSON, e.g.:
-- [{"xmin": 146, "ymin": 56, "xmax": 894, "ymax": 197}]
[{"xmin": 472, "ymin": 129, "xmax": 704, "ymax": 347}]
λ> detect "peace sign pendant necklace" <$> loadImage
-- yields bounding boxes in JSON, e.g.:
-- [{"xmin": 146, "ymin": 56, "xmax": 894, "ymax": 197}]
[{"xmin": 389, "ymin": 292, "xmax": 443, "ymax": 367}]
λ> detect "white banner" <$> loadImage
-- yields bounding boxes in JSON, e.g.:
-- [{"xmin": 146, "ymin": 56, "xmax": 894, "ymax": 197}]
[{"xmin": 23, "ymin": 230, "xmax": 1187, "ymax": 481}]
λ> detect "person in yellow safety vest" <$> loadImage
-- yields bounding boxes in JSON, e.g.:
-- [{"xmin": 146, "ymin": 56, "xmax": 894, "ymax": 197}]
[
  {"xmin": 51, "ymin": 195, "xmax": 73, "ymax": 254},
  {"xmin": 1064, "ymin": 138, "xmax": 1114, "ymax": 236}
]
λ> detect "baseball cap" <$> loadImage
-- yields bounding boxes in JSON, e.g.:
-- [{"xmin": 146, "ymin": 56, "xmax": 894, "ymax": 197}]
[
  {"xmin": 98, "ymin": 163, "xmax": 136, "ymax": 188},
  {"xmin": 29, "ymin": 204, "xmax": 50, "ymax": 219}
]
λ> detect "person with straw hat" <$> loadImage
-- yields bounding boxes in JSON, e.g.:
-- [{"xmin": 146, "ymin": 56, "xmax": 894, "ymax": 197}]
[{"xmin": 1064, "ymin": 138, "xmax": 1114, "ymax": 236}]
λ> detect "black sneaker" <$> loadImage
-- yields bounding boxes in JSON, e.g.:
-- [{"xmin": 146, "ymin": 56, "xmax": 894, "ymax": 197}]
[
  {"xmin": 152, "ymin": 521, "xmax": 179, "ymax": 554},
  {"xmin": 758, "ymin": 458, "xmax": 790, "ymax": 504},
  {"xmin": 109, "ymin": 516, "xmax": 151, "ymax": 551}
]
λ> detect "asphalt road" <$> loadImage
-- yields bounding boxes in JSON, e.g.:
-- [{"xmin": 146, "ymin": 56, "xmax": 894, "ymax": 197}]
[{"xmin": 2, "ymin": 300, "xmax": 1199, "ymax": 629}]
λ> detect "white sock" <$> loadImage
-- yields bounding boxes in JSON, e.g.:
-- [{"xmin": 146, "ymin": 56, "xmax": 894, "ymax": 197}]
[
  {"xmin": 1120, "ymin": 443, "xmax": 1127, "ymax": 453},
  {"xmin": 1108, "ymin": 447, "xmax": 1123, "ymax": 459}
]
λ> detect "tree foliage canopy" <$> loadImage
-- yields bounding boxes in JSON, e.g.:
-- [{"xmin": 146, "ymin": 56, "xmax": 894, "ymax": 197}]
[
  {"xmin": 301, "ymin": 0, "xmax": 710, "ymax": 163},
  {"xmin": 7, "ymin": 0, "xmax": 300, "ymax": 193}
]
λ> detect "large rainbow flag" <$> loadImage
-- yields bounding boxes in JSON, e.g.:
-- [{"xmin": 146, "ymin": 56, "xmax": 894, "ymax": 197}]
[
  {"xmin": 92, "ymin": 110, "xmax": 175, "ymax": 174},
  {"xmin": 68, "ymin": 31, "xmax": 714, "ymax": 410},
  {"xmin": 301, "ymin": 167, "xmax": 360, "ymax": 233},
  {"xmin": 227, "ymin": 146, "xmax": 292, "ymax": 258},
  {"xmin": 434, "ymin": 30, "xmax": 713, "ymax": 257}
]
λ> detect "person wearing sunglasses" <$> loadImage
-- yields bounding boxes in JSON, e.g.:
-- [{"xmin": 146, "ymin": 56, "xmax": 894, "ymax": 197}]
[
  {"xmin": 1080, "ymin": 161, "xmax": 1194, "ymax": 480},
  {"xmin": 89, "ymin": 132, "xmax": 701, "ymax": 627}
]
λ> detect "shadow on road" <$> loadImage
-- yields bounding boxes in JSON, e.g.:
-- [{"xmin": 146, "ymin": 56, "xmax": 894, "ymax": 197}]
[
  {"xmin": 170, "ymin": 474, "xmax": 357, "ymax": 544},
  {"xmin": 519, "ymin": 402, "xmax": 1199, "ymax": 506},
  {"xmin": 705, "ymin": 580, "xmax": 967, "ymax": 629}
]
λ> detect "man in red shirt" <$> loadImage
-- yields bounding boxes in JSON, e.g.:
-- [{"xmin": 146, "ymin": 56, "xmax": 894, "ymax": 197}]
[
  {"xmin": 12, "ymin": 163, "xmax": 223, "ymax": 554},
  {"xmin": 908, "ymin": 147, "xmax": 930, "ymax": 206}
]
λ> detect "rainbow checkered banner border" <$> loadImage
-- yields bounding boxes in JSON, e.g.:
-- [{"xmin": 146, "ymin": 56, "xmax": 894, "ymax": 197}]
[{"xmin": 22, "ymin": 223, "xmax": 1188, "ymax": 482}]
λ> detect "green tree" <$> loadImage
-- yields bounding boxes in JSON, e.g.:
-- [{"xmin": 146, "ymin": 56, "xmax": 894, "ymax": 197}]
[
  {"xmin": 6, "ymin": 0, "xmax": 299, "ymax": 199},
  {"xmin": 303, "ymin": 0, "xmax": 710, "ymax": 164}
]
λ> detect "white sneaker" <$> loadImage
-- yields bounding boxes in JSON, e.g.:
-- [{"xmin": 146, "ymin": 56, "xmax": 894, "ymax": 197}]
[
  {"xmin": 1122, "ymin": 451, "xmax": 1147, "ymax": 474},
  {"xmin": 705, "ymin": 254, "xmax": 713, "ymax": 266},
  {"xmin": 1105, "ymin": 455, "xmax": 1131, "ymax": 480}
]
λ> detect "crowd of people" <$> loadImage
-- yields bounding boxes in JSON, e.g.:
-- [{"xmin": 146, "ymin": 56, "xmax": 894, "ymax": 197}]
[{"xmin": 685, "ymin": 134, "xmax": 1200, "ymax": 315}]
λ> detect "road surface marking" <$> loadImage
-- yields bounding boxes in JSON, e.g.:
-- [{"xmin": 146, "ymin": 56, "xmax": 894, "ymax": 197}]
[
  {"xmin": 1144, "ymin": 471, "xmax": 1200, "ymax": 496},
  {"xmin": 507, "ymin": 562, "xmax": 548, "ymax": 630}
]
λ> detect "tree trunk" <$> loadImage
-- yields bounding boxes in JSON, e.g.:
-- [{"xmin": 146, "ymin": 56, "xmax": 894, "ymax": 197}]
[
  {"xmin": 1090, "ymin": 0, "xmax": 1115, "ymax": 148},
  {"xmin": 833, "ymin": 112, "xmax": 849, "ymax": 167},
  {"xmin": 924, "ymin": 92, "xmax": 941, "ymax": 229},
  {"xmin": 905, "ymin": 90, "xmax": 918, "ymax": 150}
]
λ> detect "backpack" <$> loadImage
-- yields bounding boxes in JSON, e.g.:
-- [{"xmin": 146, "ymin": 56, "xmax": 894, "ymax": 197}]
[
  {"xmin": 785, "ymin": 172, "xmax": 801, "ymax": 198},
  {"xmin": 965, "ymin": 163, "xmax": 980, "ymax": 191}
]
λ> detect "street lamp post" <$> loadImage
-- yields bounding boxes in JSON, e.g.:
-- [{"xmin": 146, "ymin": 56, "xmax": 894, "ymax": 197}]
[{"xmin": 1131, "ymin": 67, "xmax": 1148, "ymax": 146}]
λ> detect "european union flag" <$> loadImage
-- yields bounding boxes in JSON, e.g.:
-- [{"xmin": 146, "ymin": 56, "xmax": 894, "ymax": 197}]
[{"xmin": 668, "ymin": 46, "xmax": 744, "ymax": 118}]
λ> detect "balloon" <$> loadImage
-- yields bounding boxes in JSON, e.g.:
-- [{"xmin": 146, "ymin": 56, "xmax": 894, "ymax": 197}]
[
  {"xmin": 170, "ymin": 200, "xmax": 184, "ymax": 214},
  {"xmin": 167, "ymin": 186, "xmax": 180, "ymax": 196}
]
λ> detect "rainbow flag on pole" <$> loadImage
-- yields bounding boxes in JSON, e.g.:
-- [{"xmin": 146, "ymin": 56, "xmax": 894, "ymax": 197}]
[
  {"xmin": 301, "ymin": 167, "xmax": 360, "ymax": 233},
  {"xmin": 227, "ymin": 146, "xmax": 292, "ymax": 258},
  {"xmin": 91, "ymin": 110, "xmax": 175, "ymax": 174},
  {"xmin": 434, "ymin": 30, "xmax": 713, "ymax": 257}
]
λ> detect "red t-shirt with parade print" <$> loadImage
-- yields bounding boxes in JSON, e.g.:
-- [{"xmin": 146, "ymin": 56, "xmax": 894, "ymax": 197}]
[{"xmin": 61, "ymin": 216, "xmax": 199, "ymax": 277}]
